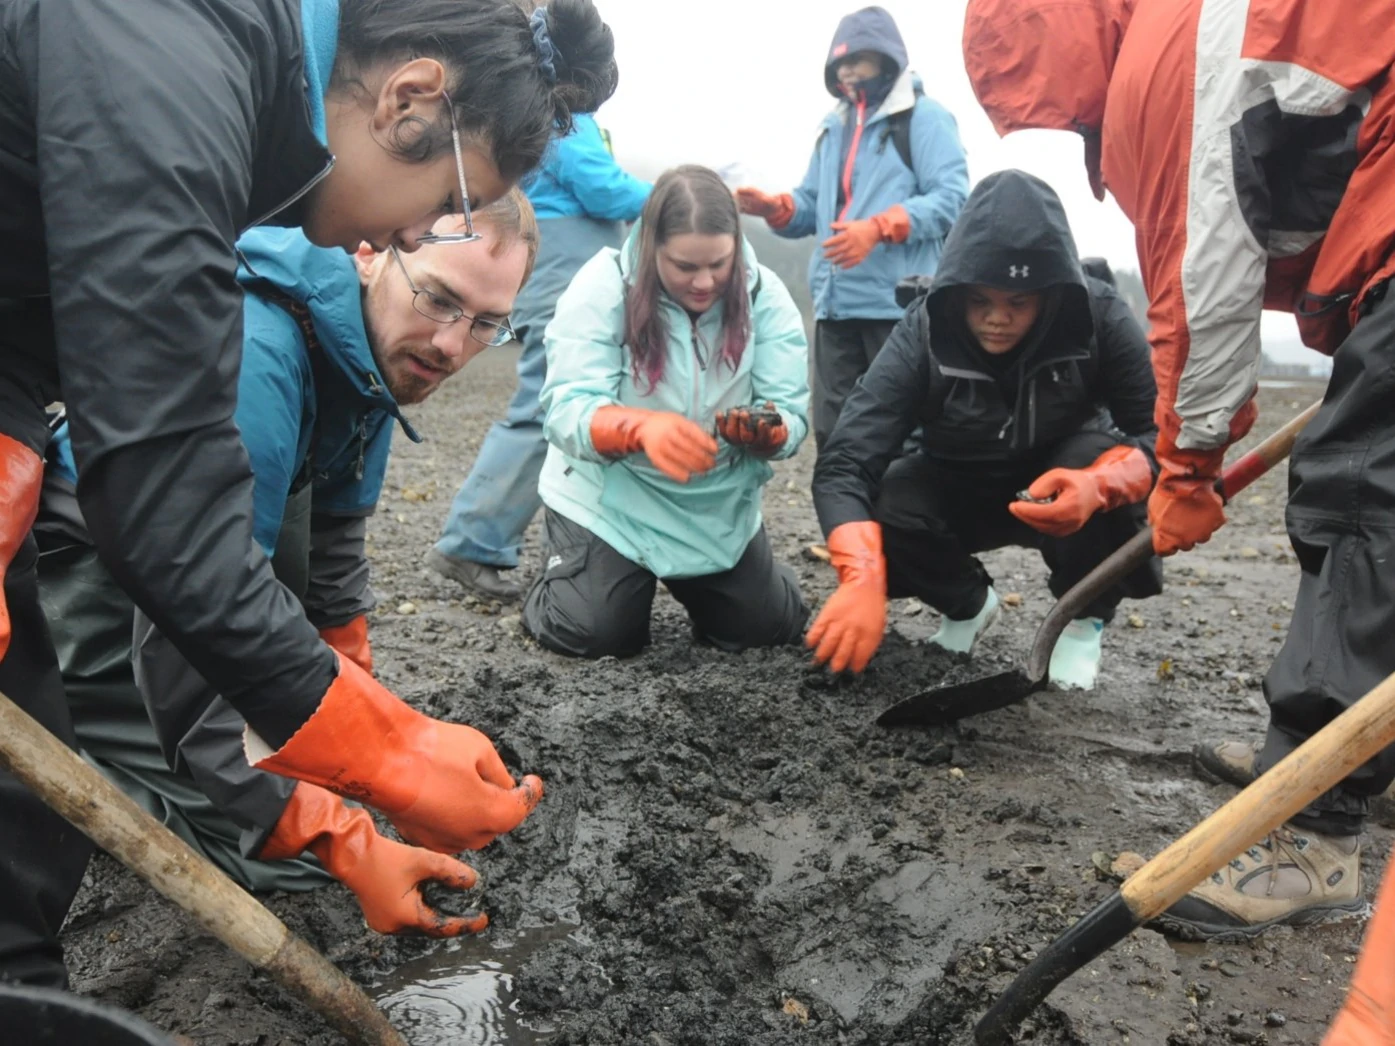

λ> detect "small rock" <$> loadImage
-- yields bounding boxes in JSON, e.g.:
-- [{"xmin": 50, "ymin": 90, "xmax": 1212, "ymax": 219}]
[
  {"xmin": 1263, "ymin": 1012, "xmax": 1286, "ymax": 1028},
  {"xmin": 1127, "ymin": 613, "xmax": 1146, "ymax": 629},
  {"xmin": 1239, "ymin": 547, "xmax": 1261, "ymax": 559},
  {"xmin": 781, "ymin": 996, "xmax": 810, "ymax": 1023},
  {"xmin": 949, "ymin": 767, "xmax": 966, "ymax": 781},
  {"xmin": 1246, "ymin": 495, "xmax": 1268, "ymax": 506},
  {"xmin": 498, "ymin": 614, "xmax": 522, "ymax": 632},
  {"xmin": 1002, "ymin": 592, "xmax": 1024, "ymax": 607},
  {"xmin": 396, "ymin": 601, "xmax": 418, "ymax": 616},
  {"xmin": 1226, "ymin": 1010, "xmax": 1244, "ymax": 1026}
]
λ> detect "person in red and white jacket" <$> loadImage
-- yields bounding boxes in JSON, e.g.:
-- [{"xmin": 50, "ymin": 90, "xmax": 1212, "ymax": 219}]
[{"xmin": 964, "ymin": 0, "xmax": 1395, "ymax": 940}]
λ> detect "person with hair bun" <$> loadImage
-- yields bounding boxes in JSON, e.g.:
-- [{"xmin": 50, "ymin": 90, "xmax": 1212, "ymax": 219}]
[
  {"xmin": 0, "ymin": 0, "xmax": 615, "ymax": 989},
  {"xmin": 523, "ymin": 165, "xmax": 811, "ymax": 659}
]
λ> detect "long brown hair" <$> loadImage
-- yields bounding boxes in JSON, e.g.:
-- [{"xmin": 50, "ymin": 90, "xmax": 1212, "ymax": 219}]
[{"xmin": 623, "ymin": 165, "xmax": 752, "ymax": 393}]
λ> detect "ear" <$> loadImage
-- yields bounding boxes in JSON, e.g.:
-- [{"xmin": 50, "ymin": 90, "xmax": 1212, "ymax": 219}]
[
  {"xmin": 352, "ymin": 242, "xmax": 378, "ymax": 287},
  {"xmin": 371, "ymin": 57, "xmax": 448, "ymax": 135}
]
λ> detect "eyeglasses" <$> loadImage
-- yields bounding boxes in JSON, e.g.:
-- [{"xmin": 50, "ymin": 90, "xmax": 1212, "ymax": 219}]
[
  {"xmin": 389, "ymin": 246, "xmax": 516, "ymax": 347},
  {"xmin": 417, "ymin": 92, "xmax": 483, "ymax": 246}
]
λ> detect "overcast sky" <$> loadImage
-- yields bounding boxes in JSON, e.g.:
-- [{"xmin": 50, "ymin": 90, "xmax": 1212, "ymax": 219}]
[{"xmin": 592, "ymin": 0, "xmax": 1310, "ymax": 362}]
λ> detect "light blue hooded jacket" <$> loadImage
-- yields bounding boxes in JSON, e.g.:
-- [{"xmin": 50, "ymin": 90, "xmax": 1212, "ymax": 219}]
[{"xmin": 539, "ymin": 225, "xmax": 810, "ymax": 578}]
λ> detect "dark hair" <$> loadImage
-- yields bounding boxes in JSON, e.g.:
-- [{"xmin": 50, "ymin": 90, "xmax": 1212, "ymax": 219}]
[
  {"xmin": 623, "ymin": 165, "xmax": 751, "ymax": 393},
  {"xmin": 333, "ymin": 0, "xmax": 619, "ymax": 181}
]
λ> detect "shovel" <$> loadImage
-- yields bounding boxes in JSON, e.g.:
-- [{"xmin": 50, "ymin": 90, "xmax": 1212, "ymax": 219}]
[
  {"xmin": 0, "ymin": 686, "xmax": 406, "ymax": 1046},
  {"xmin": 877, "ymin": 401, "xmax": 1321, "ymax": 729},
  {"xmin": 974, "ymin": 663, "xmax": 1395, "ymax": 1044}
]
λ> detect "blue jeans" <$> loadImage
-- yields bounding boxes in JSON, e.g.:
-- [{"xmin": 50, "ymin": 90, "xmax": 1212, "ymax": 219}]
[{"xmin": 435, "ymin": 216, "xmax": 627, "ymax": 568}]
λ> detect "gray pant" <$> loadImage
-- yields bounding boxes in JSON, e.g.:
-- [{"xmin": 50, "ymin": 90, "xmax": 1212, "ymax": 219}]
[
  {"xmin": 1258, "ymin": 281, "xmax": 1395, "ymax": 834},
  {"xmin": 522, "ymin": 508, "xmax": 808, "ymax": 659},
  {"xmin": 813, "ymin": 318, "xmax": 899, "ymax": 451}
]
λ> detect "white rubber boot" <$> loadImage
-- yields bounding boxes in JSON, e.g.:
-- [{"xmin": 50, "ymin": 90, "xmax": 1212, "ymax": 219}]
[
  {"xmin": 929, "ymin": 588, "xmax": 1001, "ymax": 656},
  {"xmin": 1048, "ymin": 617, "xmax": 1105, "ymax": 690}
]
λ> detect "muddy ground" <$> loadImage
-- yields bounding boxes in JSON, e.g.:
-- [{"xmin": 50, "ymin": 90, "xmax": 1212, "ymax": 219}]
[{"xmin": 61, "ymin": 358, "xmax": 1377, "ymax": 1046}]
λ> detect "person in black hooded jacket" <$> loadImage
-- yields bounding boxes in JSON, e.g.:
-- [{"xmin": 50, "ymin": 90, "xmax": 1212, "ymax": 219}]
[{"xmin": 806, "ymin": 170, "xmax": 1162, "ymax": 686}]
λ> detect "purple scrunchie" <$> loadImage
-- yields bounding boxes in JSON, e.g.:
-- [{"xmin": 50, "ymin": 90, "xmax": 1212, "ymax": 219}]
[{"xmin": 529, "ymin": 7, "xmax": 558, "ymax": 85}]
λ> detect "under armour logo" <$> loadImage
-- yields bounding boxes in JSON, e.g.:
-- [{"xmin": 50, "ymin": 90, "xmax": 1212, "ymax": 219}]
[{"xmin": 1009, "ymin": 265, "xmax": 1030, "ymax": 279}]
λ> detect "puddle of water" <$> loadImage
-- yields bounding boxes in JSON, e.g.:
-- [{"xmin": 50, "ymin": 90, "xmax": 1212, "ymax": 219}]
[{"xmin": 373, "ymin": 923, "xmax": 578, "ymax": 1046}]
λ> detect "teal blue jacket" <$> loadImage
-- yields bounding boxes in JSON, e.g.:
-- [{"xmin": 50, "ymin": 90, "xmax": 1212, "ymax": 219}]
[{"xmin": 539, "ymin": 226, "xmax": 810, "ymax": 578}]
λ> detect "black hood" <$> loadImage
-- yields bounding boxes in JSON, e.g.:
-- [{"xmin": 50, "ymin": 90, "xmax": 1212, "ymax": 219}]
[
  {"xmin": 926, "ymin": 169, "xmax": 1092, "ymax": 347},
  {"xmin": 824, "ymin": 7, "xmax": 908, "ymax": 98}
]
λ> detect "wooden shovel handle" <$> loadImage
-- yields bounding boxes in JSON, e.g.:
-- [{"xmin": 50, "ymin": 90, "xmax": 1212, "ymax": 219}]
[
  {"xmin": 0, "ymin": 687, "xmax": 405, "ymax": 1046},
  {"xmin": 1123, "ymin": 666, "xmax": 1395, "ymax": 917}
]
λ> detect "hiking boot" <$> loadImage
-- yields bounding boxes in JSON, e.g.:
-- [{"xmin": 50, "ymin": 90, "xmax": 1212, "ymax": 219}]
[
  {"xmin": 1048, "ymin": 617, "xmax": 1105, "ymax": 690},
  {"xmin": 929, "ymin": 587, "xmax": 1001, "ymax": 656},
  {"xmin": 1148, "ymin": 825, "xmax": 1365, "ymax": 942},
  {"xmin": 1193, "ymin": 739, "xmax": 1395, "ymax": 826},
  {"xmin": 426, "ymin": 548, "xmax": 523, "ymax": 601},
  {"xmin": 1192, "ymin": 739, "xmax": 1260, "ymax": 788}
]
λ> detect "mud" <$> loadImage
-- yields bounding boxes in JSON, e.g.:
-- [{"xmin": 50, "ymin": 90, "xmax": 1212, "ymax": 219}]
[{"xmin": 60, "ymin": 356, "xmax": 1380, "ymax": 1045}]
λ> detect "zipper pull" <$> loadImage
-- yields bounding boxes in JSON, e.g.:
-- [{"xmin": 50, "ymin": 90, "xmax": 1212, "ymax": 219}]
[
  {"xmin": 998, "ymin": 416, "xmax": 1014, "ymax": 440},
  {"xmin": 355, "ymin": 417, "xmax": 368, "ymax": 480}
]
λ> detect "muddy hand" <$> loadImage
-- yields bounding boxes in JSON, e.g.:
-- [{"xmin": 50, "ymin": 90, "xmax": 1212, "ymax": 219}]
[
  {"xmin": 250, "ymin": 653, "xmax": 545, "ymax": 856},
  {"xmin": 0, "ymin": 433, "xmax": 43, "ymax": 662},
  {"xmin": 715, "ymin": 402, "xmax": 788, "ymax": 458}
]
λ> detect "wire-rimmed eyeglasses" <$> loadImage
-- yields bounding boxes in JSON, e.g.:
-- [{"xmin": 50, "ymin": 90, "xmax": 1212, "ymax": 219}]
[
  {"xmin": 417, "ymin": 92, "xmax": 483, "ymax": 246},
  {"xmin": 389, "ymin": 246, "xmax": 516, "ymax": 347}
]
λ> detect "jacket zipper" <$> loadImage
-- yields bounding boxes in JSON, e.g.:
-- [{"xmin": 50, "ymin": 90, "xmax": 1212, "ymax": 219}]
[
  {"xmin": 355, "ymin": 415, "xmax": 368, "ymax": 480},
  {"xmin": 837, "ymin": 94, "xmax": 867, "ymax": 223},
  {"xmin": 247, "ymin": 156, "xmax": 336, "ymax": 230}
]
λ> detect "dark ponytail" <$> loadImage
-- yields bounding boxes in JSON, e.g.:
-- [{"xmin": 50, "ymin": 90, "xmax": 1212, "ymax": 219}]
[{"xmin": 333, "ymin": 0, "xmax": 619, "ymax": 181}]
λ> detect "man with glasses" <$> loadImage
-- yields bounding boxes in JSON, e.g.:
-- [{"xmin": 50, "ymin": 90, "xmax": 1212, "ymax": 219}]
[{"xmin": 31, "ymin": 194, "xmax": 539, "ymax": 937}]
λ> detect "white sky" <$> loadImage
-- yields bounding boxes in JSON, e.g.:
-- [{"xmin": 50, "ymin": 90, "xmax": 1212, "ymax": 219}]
[{"xmin": 594, "ymin": 0, "xmax": 1308, "ymax": 362}]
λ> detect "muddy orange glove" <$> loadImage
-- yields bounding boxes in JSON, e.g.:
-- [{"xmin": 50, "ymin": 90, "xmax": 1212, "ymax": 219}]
[
  {"xmin": 822, "ymin": 205, "xmax": 911, "ymax": 269},
  {"xmin": 249, "ymin": 652, "xmax": 543, "ymax": 854},
  {"xmin": 1009, "ymin": 445, "xmax": 1154, "ymax": 538},
  {"xmin": 805, "ymin": 521, "xmax": 887, "ymax": 673},
  {"xmin": 591, "ymin": 405, "xmax": 718, "ymax": 483},
  {"xmin": 715, "ymin": 402, "xmax": 787, "ymax": 458},
  {"xmin": 262, "ymin": 782, "xmax": 487, "ymax": 937},
  {"xmin": 734, "ymin": 187, "xmax": 795, "ymax": 230},
  {"xmin": 1148, "ymin": 439, "xmax": 1227, "ymax": 556},
  {"xmin": 319, "ymin": 614, "xmax": 372, "ymax": 674},
  {"xmin": 0, "ymin": 434, "xmax": 42, "ymax": 663}
]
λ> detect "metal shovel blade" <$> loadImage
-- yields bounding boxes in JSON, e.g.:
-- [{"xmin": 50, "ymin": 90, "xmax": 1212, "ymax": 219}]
[{"xmin": 876, "ymin": 667, "xmax": 1045, "ymax": 728}]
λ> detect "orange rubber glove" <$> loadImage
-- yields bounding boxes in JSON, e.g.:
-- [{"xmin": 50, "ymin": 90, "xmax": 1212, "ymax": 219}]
[
  {"xmin": 250, "ymin": 651, "xmax": 543, "ymax": 854},
  {"xmin": 1324, "ymin": 845, "xmax": 1395, "ymax": 1045},
  {"xmin": 734, "ymin": 187, "xmax": 795, "ymax": 230},
  {"xmin": 262, "ymin": 782, "xmax": 487, "ymax": 937},
  {"xmin": 715, "ymin": 402, "xmax": 787, "ymax": 458},
  {"xmin": 1009, "ymin": 445, "xmax": 1154, "ymax": 538},
  {"xmin": 821, "ymin": 205, "xmax": 911, "ymax": 270},
  {"xmin": 805, "ymin": 521, "xmax": 887, "ymax": 673},
  {"xmin": 0, "ymin": 433, "xmax": 43, "ymax": 663},
  {"xmin": 319, "ymin": 614, "xmax": 372, "ymax": 674},
  {"xmin": 590, "ymin": 405, "xmax": 717, "ymax": 483},
  {"xmin": 1148, "ymin": 437, "xmax": 1227, "ymax": 556}
]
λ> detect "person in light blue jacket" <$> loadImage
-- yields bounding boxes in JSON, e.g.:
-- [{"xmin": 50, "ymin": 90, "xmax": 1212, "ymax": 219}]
[
  {"xmin": 429, "ymin": 111, "xmax": 652, "ymax": 600},
  {"xmin": 523, "ymin": 165, "xmax": 810, "ymax": 658},
  {"xmin": 735, "ymin": 6, "xmax": 968, "ymax": 452}
]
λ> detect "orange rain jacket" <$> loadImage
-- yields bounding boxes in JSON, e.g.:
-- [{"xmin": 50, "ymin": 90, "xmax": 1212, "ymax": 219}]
[{"xmin": 964, "ymin": 0, "xmax": 1395, "ymax": 457}]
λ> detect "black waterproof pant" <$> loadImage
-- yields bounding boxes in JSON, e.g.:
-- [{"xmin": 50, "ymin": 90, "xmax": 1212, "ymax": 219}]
[
  {"xmin": 876, "ymin": 431, "xmax": 1162, "ymax": 622},
  {"xmin": 0, "ymin": 299, "xmax": 93, "ymax": 989},
  {"xmin": 523, "ymin": 508, "xmax": 808, "ymax": 659},
  {"xmin": 1258, "ymin": 283, "xmax": 1395, "ymax": 835},
  {"xmin": 813, "ymin": 318, "xmax": 899, "ymax": 451}
]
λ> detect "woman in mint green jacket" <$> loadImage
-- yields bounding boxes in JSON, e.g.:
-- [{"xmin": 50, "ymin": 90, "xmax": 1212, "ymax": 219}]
[{"xmin": 523, "ymin": 165, "xmax": 811, "ymax": 658}]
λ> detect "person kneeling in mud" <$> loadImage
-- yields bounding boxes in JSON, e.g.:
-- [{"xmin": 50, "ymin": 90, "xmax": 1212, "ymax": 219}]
[
  {"xmin": 523, "ymin": 165, "xmax": 811, "ymax": 657},
  {"xmin": 807, "ymin": 170, "xmax": 1161, "ymax": 688},
  {"xmin": 35, "ymin": 195, "xmax": 538, "ymax": 937}
]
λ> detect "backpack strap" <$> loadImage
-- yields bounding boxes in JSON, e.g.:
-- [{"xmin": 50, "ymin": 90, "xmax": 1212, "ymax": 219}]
[{"xmin": 879, "ymin": 85, "xmax": 924, "ymax": 175}]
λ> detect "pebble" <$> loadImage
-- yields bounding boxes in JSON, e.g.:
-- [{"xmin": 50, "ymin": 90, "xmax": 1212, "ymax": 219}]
[
  {"xmin": 396, "ymin": 601, "xmax": 418, "ymax": 615},
  {"xmin": 1239, "ymin": 546, "xmax": 1261, "ymax": 559},
  {"xmin": 949, "ymin": 767, "xmax": 965, "ymax": 781},
  {"xmin": 1127, "ymin": 613, "xmax": 1146, "ymax": 629},
  {"xmin": 1264, "ymin": 1012, "xmax": 1286, "ymax": 1028},
  {"xmin": 1001, "ymin": 592, "xmax": 1023, "ymax": 607}
]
